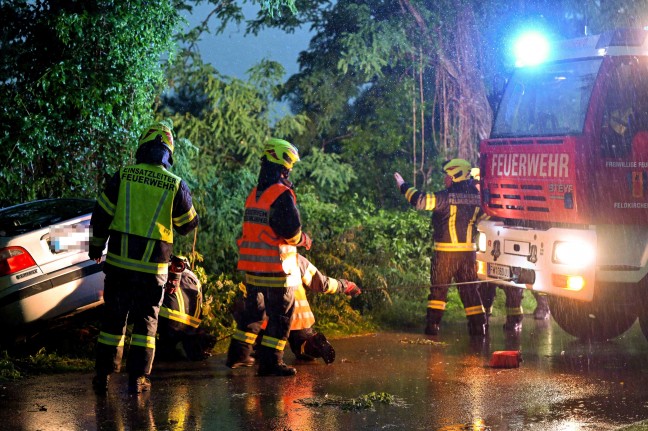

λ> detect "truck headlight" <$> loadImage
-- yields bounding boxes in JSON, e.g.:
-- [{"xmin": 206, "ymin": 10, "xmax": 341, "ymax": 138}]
[
  {"xmin": 478, "ymin": 232, "xmax": 487, "ymax": 253},
  {"xmin": 552, "ymin": 241, "xmax": 594, "ymax": 267}
]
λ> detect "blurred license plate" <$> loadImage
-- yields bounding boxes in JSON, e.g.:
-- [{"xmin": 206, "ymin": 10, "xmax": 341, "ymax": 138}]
[
  {"xmin": 488, "ymin": 263, "xmax": 511, "ymax": 279},
  {"xmin": 49, "ymin": 224, "xmax": 90, "ymax": 253}
]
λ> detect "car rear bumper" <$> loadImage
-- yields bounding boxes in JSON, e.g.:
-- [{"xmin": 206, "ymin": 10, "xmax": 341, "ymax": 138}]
[{"xmin": 0, "ymin": 260, "xmax": 105, "ymax": 327}]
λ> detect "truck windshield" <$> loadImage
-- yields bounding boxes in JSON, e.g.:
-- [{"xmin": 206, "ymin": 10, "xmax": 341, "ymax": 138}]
[{"xmin": 492, "ymin": 59, "xmax": 602, "ymax": 138}]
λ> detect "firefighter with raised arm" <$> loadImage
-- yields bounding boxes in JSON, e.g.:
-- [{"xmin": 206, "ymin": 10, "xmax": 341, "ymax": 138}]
[
  {"xmin": 225, "ymin": 138, "xmax": 310, "ymax": 377},
  {"xmin": 394, "ymin": 159, "xmax": 488, "ymax": 336},
  {"xmin": 89, "ymin": 121, "xmax": 199, "ymax": 394}
]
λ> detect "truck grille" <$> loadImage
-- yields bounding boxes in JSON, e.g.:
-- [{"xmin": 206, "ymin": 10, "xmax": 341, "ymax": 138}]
[{"xmin": 486, "ymin": 182, "xmax": 550, "ymax": 213}]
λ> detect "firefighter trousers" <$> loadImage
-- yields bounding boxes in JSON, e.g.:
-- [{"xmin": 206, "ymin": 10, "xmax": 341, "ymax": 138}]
[
  {"xmin": 479, "ymin": 283, "xmax": 524, "ymax": 323},
  {"xmin": 427, "ymin": 251, "xmax": 485, "ymax": 325},
  {"xmin": 227, "ymin": 284, "xmax": 295, "ymax": 366},
  {"xmin": 95, "ymin": 269, "xmax": 164, "ymax": 378}
]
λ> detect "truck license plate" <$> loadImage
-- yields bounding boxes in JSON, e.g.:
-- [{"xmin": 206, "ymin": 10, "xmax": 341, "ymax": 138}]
[{"xmin": 488, "ymin": 263, "xmax": 511, "ymax": 279}]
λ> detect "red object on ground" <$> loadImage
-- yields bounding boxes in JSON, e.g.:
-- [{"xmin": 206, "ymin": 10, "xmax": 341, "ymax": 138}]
[{"xmin": 489, "ymin": 350, "xmax": 522, "ymax": 368}]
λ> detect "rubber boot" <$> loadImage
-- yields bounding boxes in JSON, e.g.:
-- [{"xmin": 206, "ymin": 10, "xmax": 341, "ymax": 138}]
[
  {"xmin": 304, "ymin": 332, "xmax": 336, "ymax": 364},
  {"xmin": 467, "ymin": 314, "xmax": 487, "ymax": 337},
  {"xmin": 503, "ymin": 315, "xmax": 523, "ymax": 332},
  {"xmin": 256, "ymin": 346, "xmax": 296, "ymax": 377},
  {"xmin": 225, "ymin": 339, "xmax": 255, "ymax": 369},
  {"xmin": 533, "ymin": 293, "xmax": 551, "ymax": 320},
  {"xmin": 92, "ymin": 373, "xmax": 110, "ymax": 395},
  {"xmin": 425, "ymin": 309, "xmax": 442, "ymax": 335}
]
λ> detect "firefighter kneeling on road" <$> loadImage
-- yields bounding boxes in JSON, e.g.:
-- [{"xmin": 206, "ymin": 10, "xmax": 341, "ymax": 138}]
[
  {"xmin": 228, "ymin": 254, "xmax": 361, "ymax": 368},
  {"xmin": 157, "ymin": 256, "xmax": 216, "ymax": 361}
]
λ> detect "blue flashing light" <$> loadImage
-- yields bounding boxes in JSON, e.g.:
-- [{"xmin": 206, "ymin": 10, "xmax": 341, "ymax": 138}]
[{"xmin": 513, "ymin": 32, "xmax": 550, "ymax": 67}]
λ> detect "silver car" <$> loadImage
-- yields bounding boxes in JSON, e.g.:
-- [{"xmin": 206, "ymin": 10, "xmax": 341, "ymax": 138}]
[{"xmin": 0, "ymin": 198, "xmax": 105, "ymax": 329}]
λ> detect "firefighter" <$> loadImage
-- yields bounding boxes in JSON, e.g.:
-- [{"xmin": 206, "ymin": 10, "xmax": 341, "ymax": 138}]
[
  {"xmin": 89, "ymin": 121, "xmax": 199, "ymax": 394},
  {"xmin": 289, "ymin": 255, "xmax": 361, "ymax": 363},
  {"xmin": 394, "ymin": 159, "xmax": 488, "ymax": 337},
  {"xmin": 471, "ymin": 167, "xmax": 525, "ymax": 332},
  {"xmin": 230, "ymin": 254, "xmax": 361, "ymax": 367},
  {"xmin": 225, "ymin": 138, "xmax": 310, "ymax": 377},
  {"xmin": 157, "ymin": 256, "xmax": 216, "ymax": 361}
]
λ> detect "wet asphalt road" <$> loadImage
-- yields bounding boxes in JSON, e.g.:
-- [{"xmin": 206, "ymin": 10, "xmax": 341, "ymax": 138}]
[{"xmin": 2, "ymin": 315, "xmax": 648, "ymax": 431}]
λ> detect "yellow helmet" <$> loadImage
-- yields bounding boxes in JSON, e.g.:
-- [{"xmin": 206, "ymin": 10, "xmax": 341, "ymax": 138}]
[
  {"xmin": 264, "ymin": 138, "xmax": 300, "ymax": 169},
  {"xmin": 443, "ymin": 158, "xmax": 472, "ymax": 182},
  {"xmin": 139, "ymin": 122, "xmax": 174, "ymax": 154}
]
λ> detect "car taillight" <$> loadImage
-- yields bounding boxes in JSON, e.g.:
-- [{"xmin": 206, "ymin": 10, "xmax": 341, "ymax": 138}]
[{"xmin": 0, "ymin": 247, "xmax": 37, "ymax": 277}]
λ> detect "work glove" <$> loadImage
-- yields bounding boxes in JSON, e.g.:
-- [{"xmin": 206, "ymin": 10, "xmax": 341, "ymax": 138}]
[
  {"xmin": 297, "ymin": 232, "xmax": 312, "ymax": 250},
  {"xmin": 165, "ymin": 256, "xmax": 187, "ymax": 295},
  {"xmin": 394, "ymin": 172, "xmax": 405, "ymax": 188},
  {"xmin": 341, "ymin": 280, "xmax": 361, "ymax": 297},
  {"xmin": 88, "ymin": 245, "xmax": 104, "ymax": 262}
]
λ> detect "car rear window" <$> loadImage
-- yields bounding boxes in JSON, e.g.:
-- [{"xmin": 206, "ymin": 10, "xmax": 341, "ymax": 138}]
[{"xmin": 0, "ymin": 199, "xmax": 96, "ymax": 237}]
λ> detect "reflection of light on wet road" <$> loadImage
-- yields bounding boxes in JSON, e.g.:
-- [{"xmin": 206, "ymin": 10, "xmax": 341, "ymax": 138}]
[
  {"xmin": 5, "ymin": 318, "xmax": 648, "ymax": 430},
  {"xmin": 437, "ymin": 418, "xmax": 488, "ymax": 430}
]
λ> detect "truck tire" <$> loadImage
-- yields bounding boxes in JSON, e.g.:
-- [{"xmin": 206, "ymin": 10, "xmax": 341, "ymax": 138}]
[{"xmin": 548, "ymin": 288, "xmax": 638, "ymax": 341}]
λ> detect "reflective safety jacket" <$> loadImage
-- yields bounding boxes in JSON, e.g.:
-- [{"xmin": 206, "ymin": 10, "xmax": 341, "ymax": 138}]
[
  {"xmin": 159, "ymin": 269, "xmax": 202, "ymax": 331},
  {"xmin": 237, "ymin": 184, "xmax": 300, "ymax": 288},
  {"xmin": 110, "ymin": 164, "xmax": 180, "ymax": 243},
  {"xmin": 400, "ymin": 180, "xmax": 487, "ymax": 252},
  {"xmin": 90, "ymin": 163, "xmax": 198, "ymax": 275},
  {"xmin": 291, "ymin": 254, "xmax": 343, "ymax": 330}
]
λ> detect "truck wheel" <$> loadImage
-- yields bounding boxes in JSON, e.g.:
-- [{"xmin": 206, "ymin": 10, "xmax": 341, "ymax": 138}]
[{"xmin": 549, "ymin": 293, "xmax": 638, "ymax": 341}]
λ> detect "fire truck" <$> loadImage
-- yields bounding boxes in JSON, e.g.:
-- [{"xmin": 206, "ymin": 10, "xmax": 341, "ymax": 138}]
[{"xmin": 476, "ymin": 28, "xmax": 648, "ymax": 342}]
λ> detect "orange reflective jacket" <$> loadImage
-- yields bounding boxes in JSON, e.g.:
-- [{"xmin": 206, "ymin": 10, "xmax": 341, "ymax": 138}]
[{"xmin": 237, "ymin": 184, "xmax": 300, "ymax": 283}]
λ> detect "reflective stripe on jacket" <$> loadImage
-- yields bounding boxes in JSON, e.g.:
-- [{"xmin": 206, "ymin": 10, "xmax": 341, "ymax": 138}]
[
  {"xmin": 291, "ymin": 285, "xmax": 315, "ymax": 330},
  {"xmin": 159, "ymin": 269, "xmax": 202, "ymax": 329},
  {"xmin": 401, "ymin": 181, "xmax": 485, "ymax": 252},
  {"xmin": 237, "ymin": 184, "xmax": 300, "ymax": 287}
]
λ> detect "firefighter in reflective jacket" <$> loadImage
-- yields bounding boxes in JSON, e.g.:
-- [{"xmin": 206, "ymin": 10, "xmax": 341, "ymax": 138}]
[
  {"xmin": 394, "ymin": 159, "xmax": 488, "ymax": 336},
  {"xmin": 230, "ymin": 254, "xmax": 361, "ymax": 367},
  {"xmin": 289, "ymin": 255, "xmax": 361, "ymax": 362},
  {"xmin": 470, "ymin": 167, "xmax": 525, "ymax": 332},
  {"xmin": 89, "ymin": 121, "xmax": 199, "ymax": 394},
  {"xmin": 226, "ymin": 138, "xmax": 311, "ymax": 377},
  {"xmin": 157, "ymin": 256, "xmax": 216, "ymax": 361}
]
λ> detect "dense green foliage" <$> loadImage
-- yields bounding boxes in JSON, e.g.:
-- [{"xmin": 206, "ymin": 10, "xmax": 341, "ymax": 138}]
[{"xmin": 0, "ymin": 1, "xmax": 181, "ymax": 206}]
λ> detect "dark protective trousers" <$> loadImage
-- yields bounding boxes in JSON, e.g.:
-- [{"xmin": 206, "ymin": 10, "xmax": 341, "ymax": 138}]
[
  {"xmin": 427, "ymin": 251, "xmax": 484, "ymax": 325},
  {"xmin": 479, "ymin": 283, "xmax": 525, "ymax": 323},
  {"xmin": 227, "ymin": 284, "xmax": 295, "ymax": 366},
  {"xmin": 95, "ymin": 269, "xmax": 164, "ymax": 377}
]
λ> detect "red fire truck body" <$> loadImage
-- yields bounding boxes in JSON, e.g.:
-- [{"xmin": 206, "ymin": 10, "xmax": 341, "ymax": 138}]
[{"xmin": 476, "ymin": 28, "xmax": 648, "ymax": 340}]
